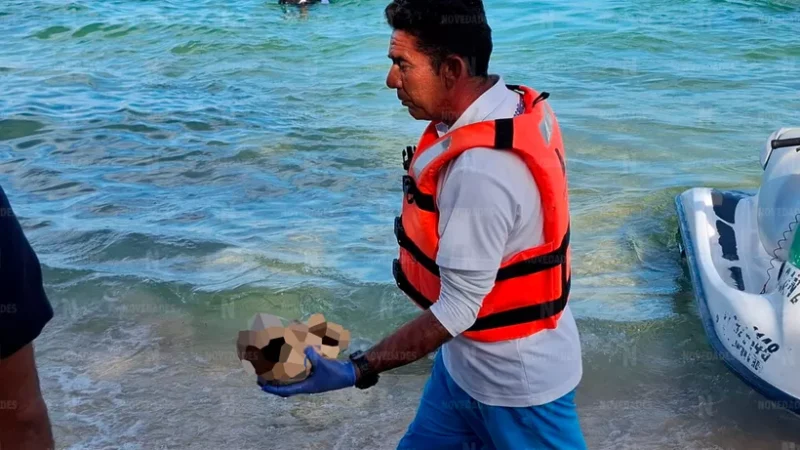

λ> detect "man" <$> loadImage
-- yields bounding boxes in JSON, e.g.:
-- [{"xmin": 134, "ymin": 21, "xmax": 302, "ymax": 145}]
[
  {"xmin": 0, "ymin": 185, "xmax": 56, "ymax": 449},
  {"xmin": 261, "ymin": 0, "xmax": 587, "ymax": 448}
]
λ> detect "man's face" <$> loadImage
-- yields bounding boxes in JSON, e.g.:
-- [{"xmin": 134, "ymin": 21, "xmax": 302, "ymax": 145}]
[{"xmin": 386, "ymin": 30, "xmax": 445, "ymax": 121}]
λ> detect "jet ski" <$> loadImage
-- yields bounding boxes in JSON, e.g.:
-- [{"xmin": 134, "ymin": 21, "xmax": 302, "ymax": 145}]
[{"xmin": 676, "ymin": 127, "xmax": 800, "ymax": 415}]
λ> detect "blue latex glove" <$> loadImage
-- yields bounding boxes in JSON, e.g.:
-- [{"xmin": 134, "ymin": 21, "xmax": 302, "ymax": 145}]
[{"xmin": 260, "ymin": 346, "xmax": 356, "ymax": 397}]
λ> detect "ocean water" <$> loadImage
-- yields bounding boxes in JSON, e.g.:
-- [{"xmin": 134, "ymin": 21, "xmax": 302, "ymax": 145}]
[{"xmin": 2, "ymin": 0, "xmax": 800, "ymax": 448}]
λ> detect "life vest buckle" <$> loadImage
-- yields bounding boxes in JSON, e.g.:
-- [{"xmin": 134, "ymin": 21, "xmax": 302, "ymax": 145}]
[
  {"xmin": 392, "ymin": 258, "xmax": 403, "ymax": 288},
  {"xmin": 402, "ymin": 145, "xmax": 416, "ymax": 171},
  {"xmin": 402, "ymin": 175, "xmax": 416, "ymax": 204},
  {"xmin": 401, "ymin": 175, "xmax": 437, "ymax": 212},
  {"xmin": 394, "ymin": 216, "xmax": 404, "ymax": 246}
]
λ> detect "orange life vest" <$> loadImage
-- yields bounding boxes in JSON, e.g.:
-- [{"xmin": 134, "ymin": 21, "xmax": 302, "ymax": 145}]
[{"xmin": 392, "ymin": 84, "xmax": 571, "ymax": 343}]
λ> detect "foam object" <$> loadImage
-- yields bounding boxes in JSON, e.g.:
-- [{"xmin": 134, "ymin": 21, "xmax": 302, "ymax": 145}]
[
  {"xmin": 307, "ymin": 313, "xmax": 351, "ymax": 359},
  {"xmin": 236, "ymin": 313, "xmax": 350, "ymax": 385}
]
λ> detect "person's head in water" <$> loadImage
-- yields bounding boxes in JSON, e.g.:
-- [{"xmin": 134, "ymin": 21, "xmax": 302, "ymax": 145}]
[
  {"xmin": 384, "ymin": 0, "xmax": 493, "ymax": 125},
  {"xmin": 279, "ymin": 0, "xmax": 328, "ymax": 5}
]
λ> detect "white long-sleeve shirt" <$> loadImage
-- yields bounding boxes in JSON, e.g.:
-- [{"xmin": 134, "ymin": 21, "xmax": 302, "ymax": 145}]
[{"xmin": 427, "ymin": 76, "xmax": 583, "ymax": 407}]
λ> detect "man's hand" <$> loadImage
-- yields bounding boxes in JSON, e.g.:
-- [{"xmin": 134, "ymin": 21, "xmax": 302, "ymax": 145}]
[
  {"xmin": 260, "ymin": 346, "xmax": 356, "ymax": 397},
  {"xmin": 0, "ymin": 343, "xmax": 55, "ymax": 450},
  {"xmin": 259, "ymin": 309, "xmax": 452, "ymax": 397}
]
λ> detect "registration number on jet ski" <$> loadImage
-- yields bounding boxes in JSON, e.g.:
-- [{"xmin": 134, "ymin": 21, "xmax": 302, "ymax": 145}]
[
  {"xmin": 778, "ymin": 263, "xmax": 800, "ymax": 304},
  {"xmin": 722, "ymin": 313, "xmax": 781, "ymax": 373}
]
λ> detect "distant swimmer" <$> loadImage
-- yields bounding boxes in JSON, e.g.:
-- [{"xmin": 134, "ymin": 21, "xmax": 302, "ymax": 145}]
[{"xmin": 279, "ymin": 0, "xmax": 329, "ymax": 5}]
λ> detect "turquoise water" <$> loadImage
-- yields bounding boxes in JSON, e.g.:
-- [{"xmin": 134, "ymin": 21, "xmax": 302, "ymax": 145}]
[{"xmin": 2, "ymin": 0, "xmax": 800, "ymax": 448}]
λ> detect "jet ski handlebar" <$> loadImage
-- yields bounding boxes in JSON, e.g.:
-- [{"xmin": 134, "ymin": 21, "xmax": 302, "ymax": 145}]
[{"xmin": 771, "ymin": 137, "xmax": 800, "ymax": 150}]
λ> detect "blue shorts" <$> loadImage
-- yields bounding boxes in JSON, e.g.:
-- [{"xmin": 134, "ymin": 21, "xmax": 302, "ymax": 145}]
[{"xmin": 397, "ymin": 351, "xmax": 587, "ymax": 450}]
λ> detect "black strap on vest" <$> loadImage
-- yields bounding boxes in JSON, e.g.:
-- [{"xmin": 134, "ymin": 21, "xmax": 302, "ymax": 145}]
[
  {"xmin": 494, "ymin": 118, "xmax": 514, "ymax": 149},
  {"xmin": 392, "ymin": 259, "xmax": 433, "ymax": 309},
  {"xmin": 394, "ymin": 216, "xmax": 440, "ymax": 276},
  {"xmin": 402, "ymin": 175, "xmax": 437, "ymax": 212},
  {"xmin": 532, "ymin": 91, "xmax": 550, "ymax": 108},
  {"xmin": 495, "ymin": 227, "xmax": 570, "ymax": 281},
  {"xmin": 392, "ymin": 221, "xmax": 572, "ymax": 332},
  {"xmin": 467, "ymin": 276, "xmax": 570, "ymax": 332},
  {"xmin": 395, "ymin": 215, "xmax": 570, "ymax": 283},
  {"xmin": 392, "ymin": 258, "xmax": 570, "ymax": 332},
  {"xmin": 469, "ymin": 226, "xmax": 571, "ymax": 332},
  {"xmin": 493, "ymin": 92, "xmax": 551, "ymax": 151}
]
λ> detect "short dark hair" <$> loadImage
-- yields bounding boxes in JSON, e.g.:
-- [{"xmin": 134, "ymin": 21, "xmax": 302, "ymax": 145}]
[{"xmin": 385, "ymin": 0, "xmax": 492, "ymax": 77}]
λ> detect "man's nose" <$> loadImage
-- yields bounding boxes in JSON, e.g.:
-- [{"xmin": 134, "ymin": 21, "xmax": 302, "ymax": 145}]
[{"xmin": 386, "ymin": 65, "xmax": 400, "ymax": 90}]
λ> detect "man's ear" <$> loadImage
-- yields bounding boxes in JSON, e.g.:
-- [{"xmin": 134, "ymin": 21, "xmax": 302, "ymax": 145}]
[{"xmin": 440, "ymin": 55, "xmax": 467, "ymax": 90}]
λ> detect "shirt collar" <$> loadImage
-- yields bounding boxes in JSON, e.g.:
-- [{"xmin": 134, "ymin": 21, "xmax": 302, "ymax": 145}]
[{"xmin": 435, "ymin": 75, "xmax": 513, "ymax": 137}]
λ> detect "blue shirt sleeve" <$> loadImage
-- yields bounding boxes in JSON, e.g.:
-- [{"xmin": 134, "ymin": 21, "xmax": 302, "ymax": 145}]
[{"xmin": 0, "ymin": 185, "xmax": 53, "ymax": 359}]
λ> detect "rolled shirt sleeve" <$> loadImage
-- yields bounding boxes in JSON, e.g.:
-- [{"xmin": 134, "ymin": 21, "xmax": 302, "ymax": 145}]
[{"xmin": 430, "ymin": 267, "xmax": 496, "ymax": 336}]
